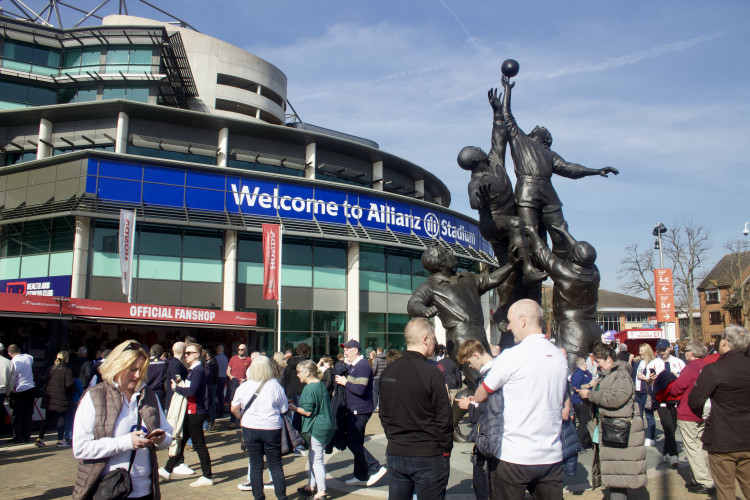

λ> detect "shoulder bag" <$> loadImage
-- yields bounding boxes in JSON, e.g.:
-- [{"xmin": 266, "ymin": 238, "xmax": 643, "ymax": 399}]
[
  {"xmin": 239, "ymin": 380, "xmax": 266, "ymax": 452},
  {"xmin": 601, "ymin": 400, "xmax": 634, "ymax": 449},
  {"xmin": 280, "ymin": 410, "xmax": 305, "ymax": 456},
  {"xmin": 93, "ymin": 396, "xmax": 141, "ymax": 500}
]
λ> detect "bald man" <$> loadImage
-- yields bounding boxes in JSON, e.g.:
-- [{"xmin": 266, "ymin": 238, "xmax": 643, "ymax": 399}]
[
  {"xmin": 474, "ymin": 299, "xmax": 568, "ymax": 500},
  {"xmin": 227, "ymin": 344, "xmax": 251, "ymax": 428}
]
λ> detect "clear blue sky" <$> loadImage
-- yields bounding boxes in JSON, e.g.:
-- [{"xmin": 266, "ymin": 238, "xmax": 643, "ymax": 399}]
[{"xmin": 25, "ymin": 0, "xmax": 750, "ymax": 295}]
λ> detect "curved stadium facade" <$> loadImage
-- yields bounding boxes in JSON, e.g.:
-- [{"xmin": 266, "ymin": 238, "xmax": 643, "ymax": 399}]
[{"xmin": 0, "ymin": 14, "xmax": 497, "ymax": 360}]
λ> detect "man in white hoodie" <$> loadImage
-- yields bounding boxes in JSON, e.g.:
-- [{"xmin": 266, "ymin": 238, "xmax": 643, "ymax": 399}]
[
  {"xmin": 7, "ymin": 344, "xmax": 35, "ymax": 443},
  {"xmin": 0, "ymin": 343, "xmax": 14, "ymax": 435}
]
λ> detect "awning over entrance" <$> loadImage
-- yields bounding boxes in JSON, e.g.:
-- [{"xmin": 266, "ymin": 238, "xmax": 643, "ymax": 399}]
[
  {"xmin": 615, "ymin": 328, "xmax": 663, "ymax": 355},
  {"xmin": 0, "ymin": 293, "xmax": 256, "ymax": 328}
]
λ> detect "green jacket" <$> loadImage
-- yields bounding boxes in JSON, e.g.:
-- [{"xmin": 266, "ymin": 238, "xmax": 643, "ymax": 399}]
[{"xmin": 299, "ymin": 381, "xmax": 334, "ymax": 445}]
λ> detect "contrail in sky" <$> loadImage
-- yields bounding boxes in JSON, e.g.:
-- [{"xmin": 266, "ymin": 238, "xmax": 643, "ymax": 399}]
[{"xmin": 438, "ymin": 0, "xmax": 481, "ymax": 52}]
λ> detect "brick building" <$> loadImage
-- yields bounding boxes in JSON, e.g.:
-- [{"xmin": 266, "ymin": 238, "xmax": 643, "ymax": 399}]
[{"xmin": 697, "ymin": 251, "xmax": 750, "ymax": 343}]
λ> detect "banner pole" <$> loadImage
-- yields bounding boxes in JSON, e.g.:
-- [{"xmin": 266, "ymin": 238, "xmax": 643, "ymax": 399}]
[{"xmin": 277, "ymin": 224, "xmax": 283, "ymax": 353}]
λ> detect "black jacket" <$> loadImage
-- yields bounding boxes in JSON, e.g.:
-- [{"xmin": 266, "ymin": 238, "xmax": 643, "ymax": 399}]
[
  {"xmin": 689, "ymin": 350, "xmax": 750, "ymax": 453},
  {"xmin": 42, "ymin": 364, "xmax": 74, "ymax": 412},
  {"xmin": 437, "ymin": 356, "xmax": 463, "ymax": 390},
  {"xmin": 379, "ymin": 350, "xmax": 453, "ymax": 457},
  {"xmin": 281, "ymin": 356, "xmax": 306, "ymax": 398}
]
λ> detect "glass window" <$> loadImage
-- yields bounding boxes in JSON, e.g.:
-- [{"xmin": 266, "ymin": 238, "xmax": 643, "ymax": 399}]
[
  {"xmin": 129, "ymin": 47, "xmax": 153, "ymax": 65},
  {"xmin": 360, "ymin": 245, "xmax": 385, "ymax": 271},
  {"xmin": 77, "ymin": 87, "xmax": 98, "ymax": 102},
  {"xmin": 387, "ymin": 254, "xmax": 410, "ymax": 275},
  {"xmin": 182, "ymin": 258, "xmax": 222, "ymax": 283},
  {"xmin": 50, "ymin": 218, "xmax": 75, "ymax": 252},
  {"xmin": 0, "ymin": 224, "xmax": 22, "ymax": 257},
  {"xmin": 22, "ymin": 220, "xmax": 51, "ymax": 255},
  {"xmin": 139, "ymin": 226, "xmax": 180, "ymax": 256},
  {"xmin": 313, "ymin": 311, "xmax": 346, "ymax": 332},
  {"xmin": 280, "ymin": 331, "xmax": 312, "ymax": 355},
  {"xmin": 0, "ymin": 80, "xmax": 29, "ymax": 103},
  {"xmin": 282, "ymin": 265, "xmax": 312, "ymax": 287},
  {"xmin": 360, "ymin": 312, "xmax": 386, "ymax": 336},
  {"xmin": 361, "ymin": 333, "xmax": 385, "ymax": 353},
  {"xmin": 237, "ymin": 261, "xmax": 263, "ymax": 284},
  {"xmin": 94, "ymin": 222, "xmax": 118, "ymax": 252},
  {"xmin": 597, "ymin": 313, "xmax": 620, "ymax": 332},
  {"xmin": 283, "ymin": 240, "xmax": 312, "ymax": 266},
  {"xmin": 313, "ymin": 242, "xmax": 346, "ymax": 268},
  {"xmin": 81, "ymin": 48, "xmax": 101, "ymax": 68},
  {"xmin": 137, "ymin": 255, "xmax": 181, "ymax": 280},
  {"xmin": 387, "ymin": 273, "xmax": 412, "ymax": 293},
  {"xmin": 3, "ymin": 40, "xmax": 33, "ymax": 62},
  {"xmin": 387, "ymin": 313, "xmax": 409, "ymax": 334},
  {"xmin": 314, "ymin": 267, "xmax": 345, "ymax": 289},
  {"xmin": 709, "ymin": 311, "xmax": 722, "ymax": 325},
  {"xmin": 281, "ymin": 310, "xmax": 312, "ymax": 331},
  {"xmin": 20, "ymin": 254, "xmax": 49, "ymax": 278},
  {"xmin": 386, "ymin": 333, "xmax": 407, "ymax": 351},
  {"xmin": 126, "ymin": 86, "xmax": 150, "ymax": 103},
  {"xmin": 106, "ymin": 47, "xmax": 130, "ymax": 65},
  {"xmin": 0, "ymin": 257, "xmax": 21, "ymax": 279},
  {"xmin": 183, "ymin": 230, "xmax": 222, "ymax": 259},
  {"xmin": 705, "ymin": 290, "xmax": 719, "ymax": 303},
  {"xmin": 243, "ymin": 308, "xmax": 275, "ymax": 329},
  {"xmin": 128, "ymin": 145, "xmax": 160, "ymax": 158},
  {"xmin": 27, "ymin": 85, "xmax": 56, "ymax": 106},
  {"xmin": 92, "ymin": 252, "xmax": 120, "ymax": 277},
  {"xmin": 237, "ymin": 235, "xmax": 262, "ymax": 262},
  {"xmin": 49, "ymin": 251, "xmax": 73, "ymax": 276},
  {"xmin": 63, "ymin": 48, "xmax": 82, "ymax": 68},
  {"xmin": 102, "ymin": 86, "xmax": 127, "ymax": 100},
  {"xmin": 360, "ymin": 270, "xmax": 387, "ymax": 291}
]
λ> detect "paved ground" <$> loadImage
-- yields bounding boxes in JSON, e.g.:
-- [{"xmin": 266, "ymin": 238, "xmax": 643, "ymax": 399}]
[{"xmin": 0, "ymin": 414, "xmax": 745, "ymax": 499}]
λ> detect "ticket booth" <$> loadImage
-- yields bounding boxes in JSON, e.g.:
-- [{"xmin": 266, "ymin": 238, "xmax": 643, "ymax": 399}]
[{"xmin": 615, "ymin": 328, "xmax": 663, "ymax": 355}]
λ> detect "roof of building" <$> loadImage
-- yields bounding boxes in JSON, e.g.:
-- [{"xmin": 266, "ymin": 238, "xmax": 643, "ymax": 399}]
[
  {"xmin": 698, "ymin": 251, "xmax": 750, "ymax": 290},
  {"xmin": 598, "ymin": 289, "xmax": 655, "ymax": 309}
]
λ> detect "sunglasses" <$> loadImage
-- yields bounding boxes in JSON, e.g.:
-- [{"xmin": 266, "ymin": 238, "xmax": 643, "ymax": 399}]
[
  {"xmin": 125, "ymin": 342, "xmax": 147, "ymax": 353},
  {"xmin": 185, "ymin": 351, "xmax": 199, "ymax": 356}
]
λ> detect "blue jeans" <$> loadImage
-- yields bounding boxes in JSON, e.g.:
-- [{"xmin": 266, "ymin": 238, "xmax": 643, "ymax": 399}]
[
  {"xmin": 387, "ymin": 454, "xmax": 450, "ymax": 500},
  {"xmin": 635, "ymin": 392, "xmax": 656, "ymax": 440},
  {"xmin": 346, "ymin": 412, "xmax": 381, "ymax": 481},
  {"xmin": 242, "ymin": 427, "xmax": 287, "ymax": 500}
]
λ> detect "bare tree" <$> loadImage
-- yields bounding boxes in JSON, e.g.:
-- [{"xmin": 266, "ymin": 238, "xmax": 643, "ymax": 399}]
[
  {"xmin": 618, "ymin": 244, "xmax": 657, "ymax": 302},
  {"xmin": 663, "ymin": 219, "xmax": 711, "ymax": 340},
  {"xmin": 618, "ymin": 219, "xmax": 710, "ymax": 340},
  {"xmin": 719, "ymin": 239, "xmax": 750, "ymax": 331}
]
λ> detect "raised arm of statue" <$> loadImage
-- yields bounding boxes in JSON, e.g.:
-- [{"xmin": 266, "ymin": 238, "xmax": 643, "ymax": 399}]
[
  {"xmin": 501, "ymin": 76, "xmax": 520, "ymax": 137},
  {"xmin": 478, "ymin": 261, "xmax": 518, "ymax": 294},
  {"xmin": 551, "ymin": 153, "xmax": 620, "ymax": 180},
  {"xmin": 488, "ymin": 88, "xmax": 508, "ymax": 167}
]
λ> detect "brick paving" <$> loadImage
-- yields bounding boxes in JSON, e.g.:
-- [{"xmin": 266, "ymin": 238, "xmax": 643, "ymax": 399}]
[{"xmin": 0, "ymin": 414, "xmax": 745, "ymax": 499}]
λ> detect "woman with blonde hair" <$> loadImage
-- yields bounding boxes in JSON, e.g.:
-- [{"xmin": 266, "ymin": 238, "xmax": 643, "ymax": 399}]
[
  {"xmin": 232, "ymin": 356, "xmax": 289, "ymax": 499},
  {"xmin": 634, "ymin": 343, "xmax": 656, "ymax": 446},
  {"xmin": 72, "ymin": 340, "xmax": 172, "ymax": 500},
  {"xmin": 36, "ymin": 350, "xmax": 74, "ymax": 447},
  {"xmin": 290, "ymin": 360, "xmax": 334, "ymax": 499}
]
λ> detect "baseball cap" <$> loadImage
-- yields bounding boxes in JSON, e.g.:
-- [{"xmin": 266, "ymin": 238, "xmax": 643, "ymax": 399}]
[
  {"xmin": 340, "ymin": 339, "xmax": 361, "ymax": 350},
  {"xmin": 655, "ymin": 338, "xmax": 670, "ymax": 350}
]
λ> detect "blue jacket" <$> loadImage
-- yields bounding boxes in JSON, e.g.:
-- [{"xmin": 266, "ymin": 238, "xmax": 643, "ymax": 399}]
[
  {"xmin": 561, "ymin": 417, "xmax": 583, "ymax": 475},
  {"xmin": 468, "ymin": 372, "xmax": 505, "ymax": 459}
]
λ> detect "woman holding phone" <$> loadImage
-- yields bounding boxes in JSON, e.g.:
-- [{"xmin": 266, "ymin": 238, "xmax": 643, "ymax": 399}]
[
  {"xmin": 72, "ymin": 340, "xmax": 173, "ymax": 500},
  {"xmin": 289, "ymin": 360, "xmax": 334, "ymax": 499}
]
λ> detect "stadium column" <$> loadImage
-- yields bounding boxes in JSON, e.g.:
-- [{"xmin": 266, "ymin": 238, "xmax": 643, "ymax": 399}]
[
  {"xmin": 305, "ymin": 142, "xmax": 316, "ymax": 179},
  {"xmin": 415, "ymin": 179, "xmax": 424, "ymax": 198},
  {"xmin": 115, "ymin": 112, "xmax": 129, "ymax": 153},
  {"xmin": 346, "ymin": 241, "xmax": 360, "ymax": 342},
  {"xmin": 222, "ymin": 230, "xmax": 237, "ymax": 310},
  {"xmin": 372, "ymin": 161, "xmax": 384, "ymax": 191},
  {"xmin": 37, "ymin": 118, "xmax": 52, "ymax": 159},
  {"xmin": 70, "ymin": 216, "xmax": 90, "ymax": 299},
  {"xmin": 218, "ymin": 127, "xmax": 229, "ymax": 167}
]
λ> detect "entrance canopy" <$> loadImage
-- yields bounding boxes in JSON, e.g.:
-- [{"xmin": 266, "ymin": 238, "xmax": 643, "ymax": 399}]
[
  {"xmin": 615, "ymin": 328, "xmax": 663, "ymax": 355},
  {"xmin": 0, "ymin": 293, "xmax": 256, "ymax": 329}
]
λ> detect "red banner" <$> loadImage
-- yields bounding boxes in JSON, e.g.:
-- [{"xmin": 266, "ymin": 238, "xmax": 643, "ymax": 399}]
[
  {"xmin": 0, "ymin": 293, "xmax": 61, "ymax": 314},
  {"xmin": 654, "ymin": 269, "xmax": 676, "ymax": 322},
  {"xmin": 61, "ymin": 298, "xmax": 256, "ymax": 326},
  {"xmin": 262, "ymin": 224, "xmax": 281, "ymax": 300}
]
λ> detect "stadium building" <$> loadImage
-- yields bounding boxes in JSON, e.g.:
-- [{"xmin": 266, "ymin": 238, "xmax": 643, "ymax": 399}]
[{"xmin": 0, "ymin": 10, "xmax": 496, "ymax": 364}]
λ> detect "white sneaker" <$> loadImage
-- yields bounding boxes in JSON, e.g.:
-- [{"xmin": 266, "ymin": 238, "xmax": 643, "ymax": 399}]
[
  {"xmin": 158, "ymin": 468, "xmax": 171, "ymax": 481},
  {"xmin": 237, "ymin": 481, "xmax": 252, "ymax": 491},
  {"xmin": 264, "ymin": 480, "xmax": 274, "ymax": 489},
  {"xmin": 644, "ymin": 438, "xmax": 655, "ymax": 447},
  {"xmin": 173, "ymin": 463, "xmax": 196, "ymax": 475},
  {"xmin": 366, "ymin": 466, "xmax": 388, "ymax": 486},
  {"xmin": 190, "ymin": 476, "xmax": 214, "ymax": 487},
  {"xmin": 663, "ymin": 454, "xmax": 671, "ymax": 463},
  {"xmin": 345, "ymin": 477, "xmax": 368, "ymax": 487},
  {"xmin": 670, "ymin": 455, "xmax": 679, "ymax": 466}
]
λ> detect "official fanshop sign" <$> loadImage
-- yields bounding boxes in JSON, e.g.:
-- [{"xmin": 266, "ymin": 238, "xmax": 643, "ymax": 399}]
[
  {"xmin": 262, "ymin": 224, "xmax": 280, "ymax": 300},
  {"xmin": 60, "ymin": 298, "xmax": 256, "ymax": 327}
]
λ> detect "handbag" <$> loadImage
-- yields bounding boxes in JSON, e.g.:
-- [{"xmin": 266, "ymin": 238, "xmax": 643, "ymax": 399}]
[
  {"xmin": 280, "ymin": 411, "xmax": 305, "ymax": 456},
  {"xmin": 93, "ymin": 397, "xmax": 141, "ymax": 500},
  {"xmin": 239, "ymin": 380, "xmax": 266, "ymax": 452},
  {"xmin": 601, "ymin": 417, "xmax": 631, "ymax": 448}
]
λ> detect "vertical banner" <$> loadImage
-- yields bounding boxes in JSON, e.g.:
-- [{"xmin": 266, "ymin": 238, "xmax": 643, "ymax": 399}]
[
  {"xmin": 262, "ymin": 224, "xmax": 281, "ymax": 301},
  {"xmin": 118, "ymin": 209, "xmax": 136, "ymax": 300},
  {"xmin": 654, "ymin": 268, "xmax": 675, "ymax": 322}
]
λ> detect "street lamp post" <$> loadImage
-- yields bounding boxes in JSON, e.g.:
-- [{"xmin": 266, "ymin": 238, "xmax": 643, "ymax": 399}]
[{"xmin": 653, "ymin": 222, "xmax": 667, "ymax": 268}]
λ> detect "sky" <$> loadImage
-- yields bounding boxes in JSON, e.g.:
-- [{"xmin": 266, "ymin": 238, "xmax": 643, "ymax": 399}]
[{"xmin": 16, "ymin": 0, "xmax": 750, "ymax": 296}]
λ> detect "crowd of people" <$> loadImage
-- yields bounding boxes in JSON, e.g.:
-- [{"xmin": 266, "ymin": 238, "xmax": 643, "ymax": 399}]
[{"xmin": 2, "ymin": 306, "xmax": 750, "ymax": 500}]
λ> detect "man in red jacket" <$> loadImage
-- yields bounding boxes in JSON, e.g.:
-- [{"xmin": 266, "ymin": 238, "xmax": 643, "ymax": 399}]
[{"xmin": 669, "ymin": 340, "xmax": 716, "ymax": 494}]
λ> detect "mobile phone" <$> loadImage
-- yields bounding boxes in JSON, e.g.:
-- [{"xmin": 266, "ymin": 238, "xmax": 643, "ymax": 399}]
[
  {"xmin": 174, "ymin": 375, "xmax": 181, "ymax": 381},
  {"xmin": 649, "ymin": 368, "xmax": 656, "ymax": 375},
  {"xmin": 146, "ymin": 429, "xmax": 165, "ymax": 439}
]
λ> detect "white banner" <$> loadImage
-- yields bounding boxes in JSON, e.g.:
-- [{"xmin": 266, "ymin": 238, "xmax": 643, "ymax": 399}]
[{"xmin": 118, "ymin": 209, "xmax": 136, "ymax": 298}]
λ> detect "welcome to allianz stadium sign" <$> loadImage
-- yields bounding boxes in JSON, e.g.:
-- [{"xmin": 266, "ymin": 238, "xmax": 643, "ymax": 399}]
[{"xmin": 87, "ymin": 158, "xmax": 487, "ymax": 252}]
